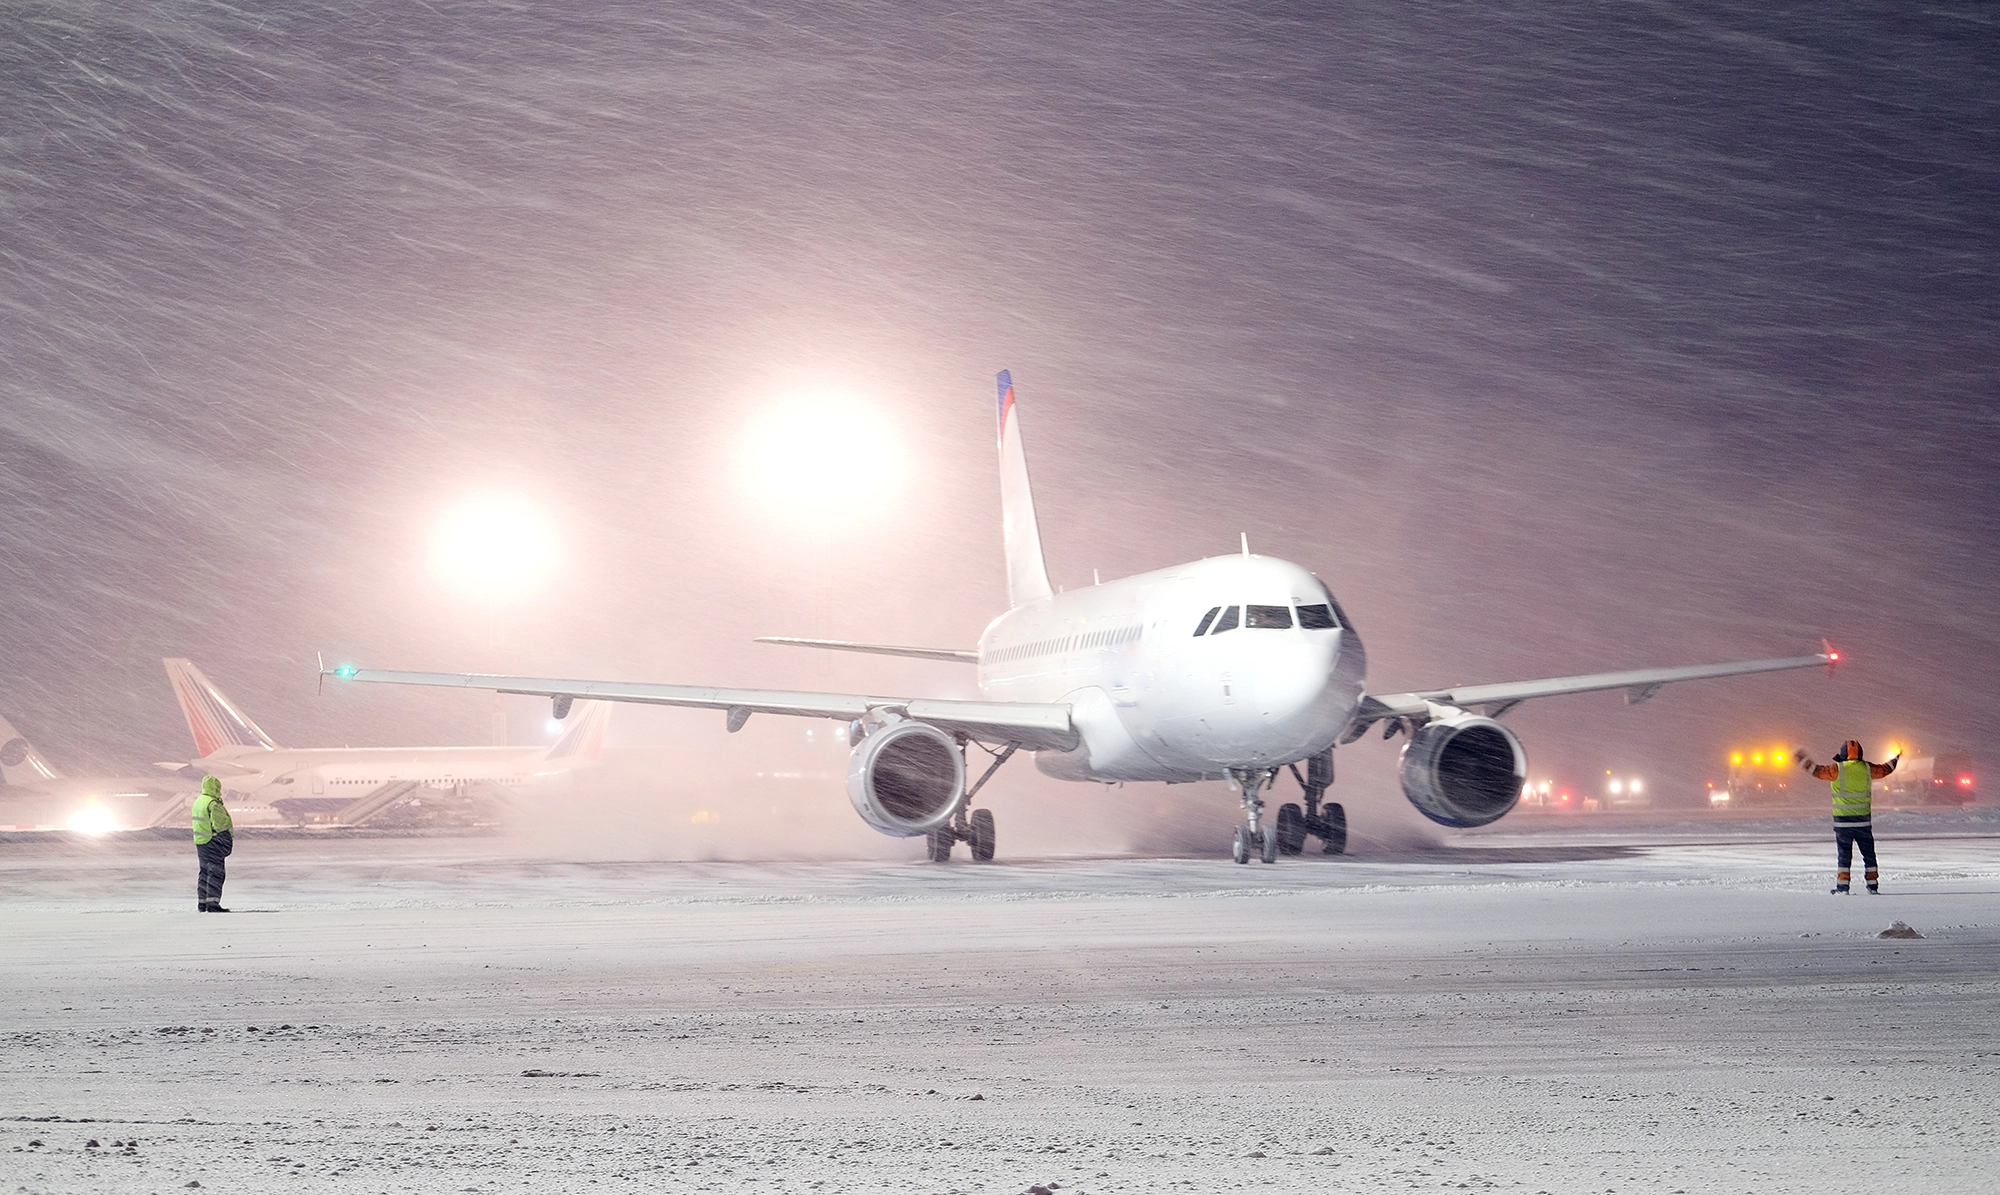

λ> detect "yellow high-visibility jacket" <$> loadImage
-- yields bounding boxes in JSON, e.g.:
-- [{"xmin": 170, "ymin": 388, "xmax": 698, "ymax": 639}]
[{"xmin": 192, "ymin": 791, "xmax": 233, "ymax": 845}]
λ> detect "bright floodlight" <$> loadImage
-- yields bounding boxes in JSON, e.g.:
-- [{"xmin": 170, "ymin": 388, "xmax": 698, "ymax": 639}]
[
  {"xmin": 432, "ymin": 495, "xmax": 558, "ymax": 598},
  {"xmin": 67, "ymin": 802, "xmax": 117, "ymax": 836},
  {"xmin": 739, "ymin": 392, "xmax": 907, "ymax": 520}
]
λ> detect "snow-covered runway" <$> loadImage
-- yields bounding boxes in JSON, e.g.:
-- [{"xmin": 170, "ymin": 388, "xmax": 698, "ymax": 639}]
[{"xmin": 4, "ymin": 835, "xmax": 1997, "ymax": 1193}]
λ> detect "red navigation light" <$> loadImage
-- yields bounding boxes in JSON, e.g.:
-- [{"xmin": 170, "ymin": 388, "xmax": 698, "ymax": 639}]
[
  {"xmin": 1828, "ymin": 651, "xmax": 1840, "ymax": 662},
  {"xmin": 1962, "ymin": 776, "xmax": 1974, "ymax": 787}
]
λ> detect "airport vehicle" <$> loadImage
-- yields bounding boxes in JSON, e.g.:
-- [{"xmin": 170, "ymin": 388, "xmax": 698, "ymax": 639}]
[
  {"xmin": 163, "ymin": 658, "xmax": 612, "ymax": 825},
  {"xmin": 1878, "ymin": 750, "xmax": 1977, "ymax": 808},
  {"xmin": 1601, "ymin": 772, "xmax": 1649, "ymax": 809},
  {"xmin": 325, "ymin": 372, "xmax": 1833, "ymax": 862},
  {"xmin": 1723, "ymin": 745, "xmax": 1804, "ymax": 808},
  {"xmin": 0, "ymin": 714, "xmax": 194, "ymax": 832}
]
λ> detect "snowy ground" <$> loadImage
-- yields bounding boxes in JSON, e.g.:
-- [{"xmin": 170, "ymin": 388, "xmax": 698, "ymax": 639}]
[{"xmin": 3, "ymin": 833, "xmax": 1997, "ymax": 1194}]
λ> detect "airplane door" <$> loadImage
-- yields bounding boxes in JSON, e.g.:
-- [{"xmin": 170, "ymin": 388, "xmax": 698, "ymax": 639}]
[{"xmin": 311, "ymin": 771, "xmax": 324, "ymax": 794}]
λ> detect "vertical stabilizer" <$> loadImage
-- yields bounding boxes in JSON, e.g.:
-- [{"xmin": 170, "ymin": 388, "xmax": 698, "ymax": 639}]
[
  {"xmin": 996, "ymin": 370, "xmax": 1054, "ymax": 606},
  {"xmin": 163, "ymin": 658, "xmax": 279, "ymax": 757},
  {"xmin": 0, "ymin": 715, "xmax": 61, "ymax": 785},
  {"xmin": 545, "ymin": 699, "xmax": 612, "ymax": 763}
]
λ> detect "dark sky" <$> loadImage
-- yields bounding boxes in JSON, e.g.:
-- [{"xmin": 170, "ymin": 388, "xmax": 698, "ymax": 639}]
[{"xmin": 1, "ymin": 1, "xmax": 1994, "ymax": 826}]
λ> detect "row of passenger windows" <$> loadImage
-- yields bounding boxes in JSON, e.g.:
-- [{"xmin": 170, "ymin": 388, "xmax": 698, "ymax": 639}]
[
  {"xmin": 1192, "ymin": 601, "xmax": 1344, "ymax": 636},
  {"xmin": 324, "ymin": 778, "xmax": 514, "ymax": 785},
  {"xmin": 991, "ymin": 624, "xmax": 1144, "ymax": 663}
]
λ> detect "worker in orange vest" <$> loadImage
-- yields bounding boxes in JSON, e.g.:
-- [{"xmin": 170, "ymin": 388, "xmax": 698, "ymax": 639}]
[{"xmin": 1795, "ymin": 740, "xmax": 1898, "ymax": 894}]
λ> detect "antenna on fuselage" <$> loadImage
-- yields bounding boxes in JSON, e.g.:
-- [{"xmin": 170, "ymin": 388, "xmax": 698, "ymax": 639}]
[{"xmin": 1240, "ymin": 532, "xmax": 1250, "ymax": 557}]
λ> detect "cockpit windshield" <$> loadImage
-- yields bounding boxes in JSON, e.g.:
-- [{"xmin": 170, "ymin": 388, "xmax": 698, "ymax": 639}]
[
  {"xmin": 1245, "ymin": 604, "xmax": 1292, "ymax": 629},
  {"xmin": 1196, "ymin": 598, "xmax": 1348, "ymax": 635},
  {"xmin": 1307, "ymin": 578, "xmax": 1356, "ymax": 632}
]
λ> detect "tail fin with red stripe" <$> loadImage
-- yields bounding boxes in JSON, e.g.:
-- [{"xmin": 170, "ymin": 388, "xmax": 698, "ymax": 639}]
[
  {"xmin": 996, "ymin": 370, "xmax": 1054, "ymax": 607},
  {"xmin": 163, "ymin": 658, "xmax": 278, "ymax": 758},
  {"xmin": 545, "ymin": 699, "xmax": 612, "ymax": 763}
]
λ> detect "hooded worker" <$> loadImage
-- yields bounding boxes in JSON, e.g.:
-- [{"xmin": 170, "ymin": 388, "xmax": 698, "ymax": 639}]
[
  {"xmin": 1794, "ymin": 739, "xmax": 1898, "ymax": 894},
  {"xmin": 191, "ymin": 775, "xmax": 234, "ymax": 912}
]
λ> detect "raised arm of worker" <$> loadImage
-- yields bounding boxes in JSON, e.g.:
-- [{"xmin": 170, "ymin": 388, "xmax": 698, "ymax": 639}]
[
  {"xmin": 1795, "ymin": 747, "xmax": 1833, "ymax": 781},
  {"xmin": 1794, "ymin": 744, "xmax": 1900, "ymax": 780}
]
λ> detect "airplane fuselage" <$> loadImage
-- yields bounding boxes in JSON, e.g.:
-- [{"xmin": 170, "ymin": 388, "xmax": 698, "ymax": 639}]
[
  {"xmin": 977, "ymin": 553, "xmax": 1366, "ymax": 782},
  {"xmin": 199, "ymin": 744, "xmax": 584, "ymax": 797}
]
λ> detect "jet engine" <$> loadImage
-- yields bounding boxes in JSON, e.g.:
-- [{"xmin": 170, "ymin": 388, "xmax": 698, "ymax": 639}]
[
  {"xmin": 1398, "ymin": 711, "xmax": 1527, "ymax": 828},
  {"xmin": 845, "ymin": 719, "xmax": 966, "ymax": 837}
]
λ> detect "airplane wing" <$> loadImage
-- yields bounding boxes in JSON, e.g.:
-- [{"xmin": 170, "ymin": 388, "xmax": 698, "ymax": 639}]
[
  {"xmin": 1348, "ymin": 649, "xmax": 1833, "ymax": 739},
  {"xmin": 754, "ymin": 637, "xmax": 979, "ymax": 664},
  {"xmin": 323, "ymin": 667, "xmax": 1077, "ymax": 752}
]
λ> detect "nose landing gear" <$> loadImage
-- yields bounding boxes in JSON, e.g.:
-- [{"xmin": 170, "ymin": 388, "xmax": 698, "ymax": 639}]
[
  {"xmin": 1233, "ymin": 749, "xmax": 1347, "ymax": 862},
  {"xmin": 1229, "ymin": 767, "xmax": 1281, "ymax": 864}
]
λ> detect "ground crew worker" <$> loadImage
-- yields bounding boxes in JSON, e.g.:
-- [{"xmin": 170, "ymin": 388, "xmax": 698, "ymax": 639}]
[
  {"xmin": 192, "ymin": 775, "xmax": 233, "ymax": 912},
  {"xmin": 1794, "ymin": 740, "xmax": 1898, "ymax": 894}
]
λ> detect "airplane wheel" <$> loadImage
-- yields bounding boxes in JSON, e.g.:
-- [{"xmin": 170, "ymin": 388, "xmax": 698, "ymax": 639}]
[
  {"xmin": 969, "ymin": 809, "xmax": 996, "ymax": 862},
  {"xmin": 926, "ymin": 828, "xmax": 954, "ymax": 863},
  {"xmin": 1232, "ymin": 825, "xmax": 1252, "ymax": 864},
  {"xmin": 1321, "ymin": 803, "xmax": 1347, "ymax": 855},
  {"xmin": 1260, "ymin": 824, "xmax": 1280, "ymax": 864},
  {"xmin": 1276, "ymin": 803, "xmax": 1305, "ymax": 855}
]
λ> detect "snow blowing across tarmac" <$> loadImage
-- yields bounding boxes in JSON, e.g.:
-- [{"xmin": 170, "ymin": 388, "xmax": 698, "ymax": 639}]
[{"xmin": 1, "ymin": 1, "xmax": 1996, "ymax": 1192}]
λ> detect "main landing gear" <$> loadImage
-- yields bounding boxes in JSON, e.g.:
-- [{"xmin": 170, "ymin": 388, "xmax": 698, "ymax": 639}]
[
  {"xmin": 926, "ymin": 742, "xmax": 1015, "ymax": 864},
  {"xmin": 1285, "ymin": 748, "xmax": 1347, "ymax": 856},
  {"xmin": 927, "ymin": 806, "xmax": 996, "ymax": 863},
  {"xmin": 1231, "ymin": 749, "xmax": 1347, "ymax": 863}
]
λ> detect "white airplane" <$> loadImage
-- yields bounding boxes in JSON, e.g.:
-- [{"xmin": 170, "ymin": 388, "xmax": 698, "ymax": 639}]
[
  {"xmin": 162, "ymin": 658, "xmax": 613, "ymax": 826},
  {"xmin": 0, "ymin": 714, "xmax": 194, "ymax": 832},
  {"xmin": 324, "ymin": 371, "xmax": 1831, "ymax": 862}
]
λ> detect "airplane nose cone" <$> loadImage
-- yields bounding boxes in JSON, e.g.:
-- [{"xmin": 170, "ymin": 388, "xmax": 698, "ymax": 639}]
[
  {"xmin": 1255, "ymin": 631, "xmax": 1352, "ymax": 744},
  {"xmin": 1263, "ymin": 642, "xmax": 1330, "ymax": 713}
]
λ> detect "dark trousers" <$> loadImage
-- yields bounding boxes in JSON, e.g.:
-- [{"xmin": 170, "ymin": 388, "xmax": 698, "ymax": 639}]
[
  {"xmin": 196, "ymin": 841, "xmax": 228, "ymax": 907},
  {"xmin": 1834, "ymin": 825, "xmax": 1878, "ymax": 888}
]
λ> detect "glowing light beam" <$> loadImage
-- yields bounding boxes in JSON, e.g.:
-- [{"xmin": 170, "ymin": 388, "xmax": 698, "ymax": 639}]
[
  {"xmin": 737, "ymin": 392, "xmax": 908, "ymax": 522},
  {"xmin": 431, "ymin": 495, "xmax": 559, "ymax": 599}
]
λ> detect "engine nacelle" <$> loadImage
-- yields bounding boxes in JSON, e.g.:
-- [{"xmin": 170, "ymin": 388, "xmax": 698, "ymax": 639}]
[
  {"xmin": 846, "ymin": 719, "xmax": 966, "ymax": 837},
  {"xmin": 1398, "ymin": 711, "xmax": 1527, "ymax": 828}
]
